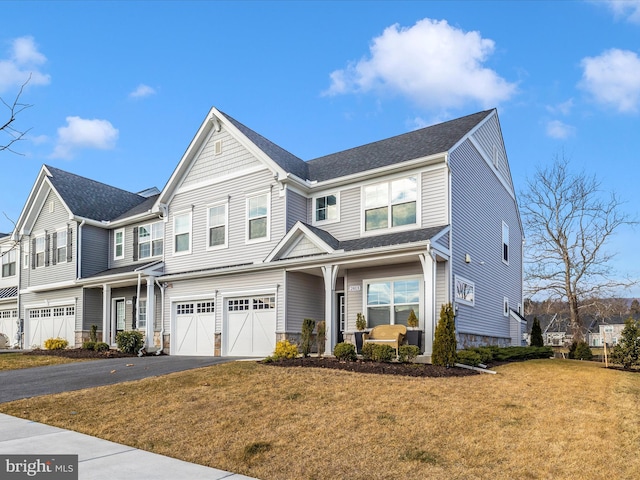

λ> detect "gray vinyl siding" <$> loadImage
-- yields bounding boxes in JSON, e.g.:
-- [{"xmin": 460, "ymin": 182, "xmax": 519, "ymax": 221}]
[
  {"xmin": 471, "ymin": 115, "xmax": 514, "ymax": 193},
  {"xmin": 436, "ymin": 261, "xmax": 447, "ymax": 310},
  {"xmin": 83, "ymin": 288, "xmax": 103, "ymax": 330},
  {"xmin": 285, "ymin": 272, "xmax": 324, "ymax": 332},
  {"xmin": 311, "ymin": 186, "xmax": 360, "ymax": 240},
  {"xmin": 284, "ymin": 237, "xmax": 324, "ymax": 259},
  {"xmin": 449, "ymin": 138, "xmax": 522, "ymax": 340},
  {"xmin": 111, "ymin": 285, "xmax": 162, "ymax": 332},
  {"xmin": 164, "ymin": 269, "xmax": 285, "ymax": 334},
  {"xmin": 26, "ymin": 190, "xmax": 76, "ymax": 287},
  {"xmin": 180, "ymin": 126, "xmax": 264, "ymax": 189},
  {"xmin": 344, "ymin": 262, "xmax": 422, "ymax": 331},
  {"xmin": 435, "ymin": 231, "xmax": 449, "ymax": 250},
  {"xmin": 80, "ymin": 225, "xmax": 109, "ymax": 278},
  {"xmin": 109, "ymin": 220, "xmax": 164, "ymax": 269},
  {"xmin": 164, "ymin": 169, "xmax": 286, "ymax": 274},
  {"xmin": 421, "ymin": 166, "xmax": 448, "ymax": 228},
  {"xmin": 286, "ymin": 189, "xmax": 308, "ymax": 231},
  {"xmin": 21, "ymin": 287, "xmax": 83, "ymax": 330}
]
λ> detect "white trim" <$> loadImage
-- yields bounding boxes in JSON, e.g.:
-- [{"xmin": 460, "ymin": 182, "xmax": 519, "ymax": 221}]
[
  {"xmin": 173, "ymin": 210, "xmax": 192, "ymax": 256},
  {"xmin": 175, "ymin": 165, "xmax": 267, "ymax": 197},
  {"xmin": 23, "ymin": 297, "xmax": 77, "ymax": 309},
  {"xmin": 114, "ymin": 228, "xmax": 125, "ymax": 260},
  {"xmin": 245, "ymin": 190, "xmax": 271, "ymax": 244},
  {"xmin": 360, "ymin": 173, "xmax": 421, "ymax": 236},
  {"xmin": 138, "ymin": 221, "xmax": 164, "ymax": 260},
  {"xmin": 468, "ymin": 135, "xmax": 516, "ymax": 201},
  {"xmin": 206, "ymin": 200, "xmax": 229, "ymax": 251},
  {"xmin": 502, "ymin": 221, "xmax": 509, "ymax": 265},
  {"xmin": 55, "ymin": 227, "xmax": 68, "ymax": 264},
  {"xmin": 264, "ymin": 221, "xmax": 338, "ymax": 263},
  {"xmin": 312, "ymin": 192, "xmax": 340, "ymax": 226},
  {"xmin": 169, "ymin": 292, "xmax": 218, "ymax": 303},
  {"xmin": 21, "ymin": 279, "xmax": 77, "ymax": 293},
  {"xmin": 219, "ymin": 286, "xmax": 278, "ymax": 298},
  {"xmin": 362, "ymin": 275, "xmax": 423, "ymax": 328}
]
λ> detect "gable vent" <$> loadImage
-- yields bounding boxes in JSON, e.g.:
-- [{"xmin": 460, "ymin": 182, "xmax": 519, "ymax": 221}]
[
  {"xmin": 49, "ymin": 201, "xmax": 55, "ymax": 213},
  {"xmin": 214, "ymin": 139, "xmax": 222, "ymax": 155}
]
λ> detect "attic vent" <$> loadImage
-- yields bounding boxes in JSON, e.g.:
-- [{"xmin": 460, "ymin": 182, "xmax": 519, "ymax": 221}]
[
  {"xmin": 49, "ymin": 201, "xmax": 55, "ymax": 213},
  {"xmin": 492, "ymin": 144, "xmax": 498, "ymax": 168},
  {"xmin": 214, "ymin": 139, "xmax": 222, "ymax": 155}
]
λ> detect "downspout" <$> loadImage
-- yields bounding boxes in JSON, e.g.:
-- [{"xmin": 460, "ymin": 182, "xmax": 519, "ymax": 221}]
[
  {"xmin": 76, "ymin": 219, "xmax": 85, "ymax": 280},
  {"xmin": 136, "ymin": 272, "xmax": 143, "ymax": 356},
  {"xmin": 154, "ymin": 279, "xmax": 165, "ymax": 355}
]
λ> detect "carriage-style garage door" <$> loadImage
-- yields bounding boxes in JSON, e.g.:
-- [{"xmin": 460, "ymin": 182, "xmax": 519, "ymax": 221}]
[
  {"xmin": 27, "ymin": 306, "xmax": 75, "ymax": 348},
  {"xmin": 225, "ymin": 296, "xmax": 276, "ymax": 357},
  {"xmin": 173, "ymin": 301, "xmax": 216, "ymax": 356}
]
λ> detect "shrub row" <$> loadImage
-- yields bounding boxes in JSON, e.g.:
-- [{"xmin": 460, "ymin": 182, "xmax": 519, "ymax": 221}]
[
  {"xmin": 82, "ymin": 341, "xmax": 110, "ymax": 352},
  {"xmin": 456, "ymin": 345, "xmax": 554, "ymax": 366}
]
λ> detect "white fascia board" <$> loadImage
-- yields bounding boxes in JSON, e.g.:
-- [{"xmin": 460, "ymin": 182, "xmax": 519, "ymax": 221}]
[
  {"xmin": 448, "ymin": 109, "xmax": 496, "ymax": 153},
  {"xmin": 23, "ymin": 297, "xmax": 77, "ymax": 309},
  {"xmin": 307, "ymin": 153, "xmax": 447, "ymax": 191},
  {"xmin": 21, "ymin": 280, "xmax": 78, "ymax": 293},
  {"xmin": 264, "ymin": 222, "xmax": 337, "ymax": 263}
]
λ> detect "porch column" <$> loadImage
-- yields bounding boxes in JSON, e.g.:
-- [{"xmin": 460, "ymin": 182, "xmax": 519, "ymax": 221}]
[
  {"xmin": 322, "ymin": 265, "xmax": 339, "ymax": 355},
  {"xmin": 146, "ymin": 276, "xmax": 155, "ymax": 350},
  {"xmin": 419, "ymin": 251, "xmax": 436, "ymax": 356},
  {"xmin": 102, "ymin": 284, "xmax": 111, "ymax": 344}
]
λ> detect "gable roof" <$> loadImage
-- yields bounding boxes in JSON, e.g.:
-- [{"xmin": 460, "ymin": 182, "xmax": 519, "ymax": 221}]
[
  {"xmin": 306, "ymin": 110, "xmax": 494, "ymax": 182},
  {"xmin": 44, "ymin": 165, "xmax": 149, "ymax": 222}
]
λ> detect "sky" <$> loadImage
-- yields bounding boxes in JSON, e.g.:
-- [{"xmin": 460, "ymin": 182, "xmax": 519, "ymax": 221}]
[{"xmin": 1, "ymin": 0, "xmax": 640, "ymax": 295}]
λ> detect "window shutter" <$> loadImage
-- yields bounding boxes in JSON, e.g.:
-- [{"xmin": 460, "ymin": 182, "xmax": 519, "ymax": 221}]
[
  {"xmin": 45, "ymin": 233, "xmax": 50, "ymax": 267},
  {"xmin": 132, "ymin": 296, "xmax": 137, "ymax": 330},
  {"xmin": 67, "ymin": 226, "xmax": 73, "ymax": 262},
  {"xmin": 51, "ymin": 232, "xmax": 57, "ymax": 265},
  {"xmin": 132, "ymin": 227, "xmax": 139, "ymax": 261},
  {"xmin": 31, "ymin": 237, "xmax": 36, "ymax": 269}
]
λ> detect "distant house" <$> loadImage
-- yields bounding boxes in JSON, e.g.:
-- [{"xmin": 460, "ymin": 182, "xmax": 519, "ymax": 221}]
[
  {"xmin": 8, "ymin": 107, "xmax": 523, "ymax": 357},
  {"xmin": 0, "ymin": 232, "xmax": 19, "ymax": 347}
]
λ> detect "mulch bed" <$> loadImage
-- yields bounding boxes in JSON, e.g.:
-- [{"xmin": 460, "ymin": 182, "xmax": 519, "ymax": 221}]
[
  {"xmin": 263, "ymin": 356, "xmax": 480, "ymax": 377},
  {"xmin": 25, "ymin": 348, "xmax": 137, "ymax": 359}
]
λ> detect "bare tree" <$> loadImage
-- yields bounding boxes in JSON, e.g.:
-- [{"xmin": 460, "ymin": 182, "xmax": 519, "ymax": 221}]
[
  {"xmin": 1, "ymin": 75, "xmax": 32, "ymax": 155},
  {"xmin": 520, "ymin": 155, "xmax": 636, "ymax": 341}
]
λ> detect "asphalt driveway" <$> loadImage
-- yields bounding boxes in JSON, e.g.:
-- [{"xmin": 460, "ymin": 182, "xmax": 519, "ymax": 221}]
[{"xmin": 0, "ymin": 355, "xmax": 244, "ymax": 403}]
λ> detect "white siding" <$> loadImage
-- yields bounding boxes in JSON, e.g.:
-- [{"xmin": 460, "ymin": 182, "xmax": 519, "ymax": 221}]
[{"xmin": 421, "ymin": 167, "xmax": 448, "ymax": 228}]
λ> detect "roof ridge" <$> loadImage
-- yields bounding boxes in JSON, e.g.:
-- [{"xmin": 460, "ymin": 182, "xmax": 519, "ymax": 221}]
[{"xmin": 44, "ymin": 164, "xmax": 143, "ymax": 198}]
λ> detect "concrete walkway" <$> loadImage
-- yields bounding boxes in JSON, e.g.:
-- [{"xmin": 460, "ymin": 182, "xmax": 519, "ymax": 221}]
[{"xmin": 0, "ymin": 414, "xmax": 258, "ymax": 479}]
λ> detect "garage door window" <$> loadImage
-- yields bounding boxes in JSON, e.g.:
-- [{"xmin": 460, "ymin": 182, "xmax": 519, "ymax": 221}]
[
  {"xmin": 228, "ymin": 299, "xmax": 249, "ymax": 311},
  {"xmin": 176, "ymin": 303, "xmax": 194, "ymax": 315},
  {"xmin": 197, "ymin": 301, "xmax": 215, "ymax": 313},
  {"xmin": 254, "ymin": 297, "xmax": 275, "ymax": 310},
  {"xmin": 53, "ymin": 307, "xmax": 65, "ymax": 317}
]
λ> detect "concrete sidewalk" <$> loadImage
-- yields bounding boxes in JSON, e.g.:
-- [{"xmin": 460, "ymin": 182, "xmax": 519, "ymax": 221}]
[{"xmin": 0, "ymin": 414, "xmax": 258, "ymax": 479}]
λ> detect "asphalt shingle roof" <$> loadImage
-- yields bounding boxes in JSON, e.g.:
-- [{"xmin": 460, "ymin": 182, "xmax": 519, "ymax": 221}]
[
  {"xmin": 45, "ymin": 165, "xmax": 150, "ymax": 222},
  {"xmin": 306, "ymin": 110, "xmax": 493, "ymax": 182}
]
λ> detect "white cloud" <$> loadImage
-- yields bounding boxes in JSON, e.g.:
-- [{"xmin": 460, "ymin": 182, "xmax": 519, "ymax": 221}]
[
  {"xmin": 51, "ymin": 116, "xmax": 119, "ymax": 159},
  {"xmin": 324, "ymin": 18, "xmax": 517, "ymax": 109},
  {"xmin": 0, "ymin": 36, "xmax": 50, "ymax": 93},
  {"xmin": 546, "ymin": 120, "xmax": 575, "ymax": 139},
  {"xmin": 129, "ymin": 84, "xmax": 157, "ymax": 99},
  {"xmin": 602, "ymin": 0, "xmax": 640, "ymax": 23},
  {"xmin": 546, "ymin": 98, "xmax": 574, "ymax": 116},
  {"xmin": 579, "ymin": 49, "xmax": 640, "ymax": 113}
]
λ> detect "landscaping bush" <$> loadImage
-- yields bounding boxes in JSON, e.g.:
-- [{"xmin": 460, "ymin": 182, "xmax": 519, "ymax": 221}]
[
  {"xmin": 82, "ymin": 341, "xmax": 96, "ymax": 350},
  {"xmin": 398, "ymin": 345, "xmax": 420, "ymax": 363},
  {"xmin": 362, "ymin": 343, "xmax": 395, "ymax": 362},
  {"xmin": 456, "ymin": 349, "xmax": 482, "ymax": 366},
  {"xmin": 432, "ymin": 303, "xmax": 457, "ymax": 367},
  {"xmin": 333, "ymin": 342, "xmax": 357, "ymax": 361},
  {"xmin": 316, "ymin": 320, "xmax": 326, "ymax": 357},
  {"xmin": 568, "ymin": 341, "xmax": 593, "ymax": 361},
  {"xmin": 115, "ymin": 330, "xmax": 144, "ymax": 354},
  {"xmin": 530, "ymin": 317, "xmax": 544, "ymax": 347},
  {"xmin": 94, "ymin": 342, "xmax": 109, "ymax": 352},
  {"xmin": 89, "ymin": 324, "xmax": 98, "ymax": 343},
  {"xmin": 611, "ymin": 318, "xmax": 640, "ymax": 369},
  {"xmin": 44, "ymin": 337, "xmax": 68, "ymax": 350},
  {"xmin": 301, "ymin": 318, "xmax": 315, "ymax": 357},
  {"xmin": 470, "ymin": 347, "xmax": 495, "ymax": 364},
  {"xmin": 272, "ymin": 340, "xmax": 299, "ymax": 360}
]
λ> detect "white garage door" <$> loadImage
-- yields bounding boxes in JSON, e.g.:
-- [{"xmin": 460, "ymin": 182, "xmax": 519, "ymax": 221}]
[
  {"xmin": 0, "ymin": 309, "xmax": 18, "ymax": 347},
  {"xmin": 225, "ymin": 296, "xmax": 276, "ymax": 357},
  {"xmin": 173, "ymin": 301, "xmax": 215, "ymax": 356},
  {"xmin": 27, "ymin": 306, "xmax": 75, "ymax": 348}
]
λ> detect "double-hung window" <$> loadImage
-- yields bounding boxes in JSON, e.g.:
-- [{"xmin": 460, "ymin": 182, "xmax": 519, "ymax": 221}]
[
  {"xmin": 208, "ymin": 203, "xmax": 228, "ymax": 249},
  {"xmin": 502, "ymin": 221, "xmax": 509, "ymax": 264},
  {"xmin": 314, "ymin": 194, "xmax": 338, "ymax": 223},
  {"xmin": 56, "ymin": 229, "xmax": 67, "ymax": 264},
  {"xmin": 366, "ymin": 278, "xmax": 420, "ymax": 328},
  {"xmin": 1, "ymin": 249, "xmax": 16, "ymax": 277},
  {"xmin": 139, "ymin": 222, "xmax": 164, "ymax": 259},
  {"xmin": 114, "ymin": 229, "xmax": 124, "ymax": 260},
  {"xmin": 247, "ymin": 192, "xmax": 269, "ymax": 242},
  {"xmin": 174, "ymin": 212, "xmax": 191, "ymax": 254},
  {"xmin": 35, "ymin": 236, "xmax": 45, "ymax": 268},
  {"xmin": 364, "ymin": 176, "xmax": 417, "ymax": 232}
]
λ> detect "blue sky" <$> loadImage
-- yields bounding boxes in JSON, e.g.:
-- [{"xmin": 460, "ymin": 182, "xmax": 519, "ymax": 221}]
[{"xmin": 2, "ymin": 0, "xmax": 640, "ymax": 295}]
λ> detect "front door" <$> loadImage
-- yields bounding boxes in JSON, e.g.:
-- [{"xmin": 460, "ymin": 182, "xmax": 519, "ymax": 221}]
[{"xmin": 114, "ymin": 299, "xmax": 125, "ymax": 339}]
